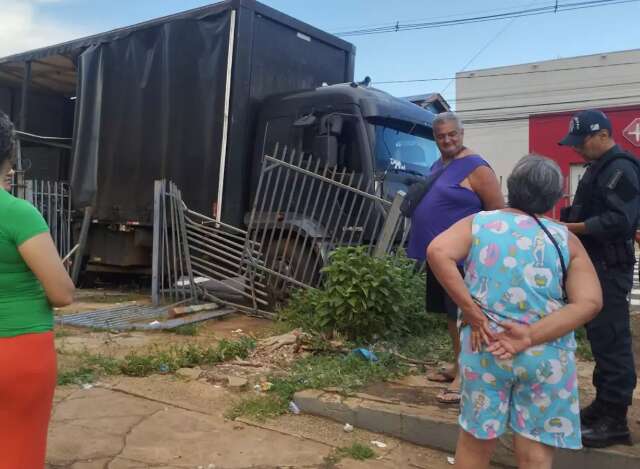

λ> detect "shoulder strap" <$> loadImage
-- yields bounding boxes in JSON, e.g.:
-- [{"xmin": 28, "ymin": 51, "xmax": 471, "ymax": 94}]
[
  {"xmin": 530, "ymin": 214, "xmax": 568, "ymax": 303},
  {"xmin": 591, "ymin": 152, "xmax": 640, "ymax": 185},
  {"xmin": 400, "ymin": 165, "xmax": 448, "ymax": 217}
]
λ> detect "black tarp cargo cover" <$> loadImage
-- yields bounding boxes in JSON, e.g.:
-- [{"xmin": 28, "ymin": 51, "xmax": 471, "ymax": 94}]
[{"xmin": 0, "ymin": 0, "xmax": 355, "ymax": 225}]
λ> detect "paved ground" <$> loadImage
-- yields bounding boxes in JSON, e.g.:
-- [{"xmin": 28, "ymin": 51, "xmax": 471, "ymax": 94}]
[
  {"xmin": 44, "ymin": 285, "xmax": 640, "ymax": 469},
  {"xmin": 45, "ymin": 376, "xmax": 469, "ymax": 469},
  {"xmin": 48, "ymin": 293, "xmax": 468, "ymax": 469}
]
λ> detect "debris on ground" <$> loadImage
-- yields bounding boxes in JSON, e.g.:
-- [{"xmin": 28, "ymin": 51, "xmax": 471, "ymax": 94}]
[
  {"xmin": 227, "ymin": 376, "xmax": 249, "ymax": 389},
  {"xmin": 288, "ymin": 401, "xmax": 301, "ymax": 414},
  {"xmin": 176, "ymin": 367, "xmax": 203, "ymax": 380},
  {"xmin": 370, "ymin": 440, "xmax": 387, "ymax": 448},
  {"xmin": 343, "ymin": 423, "xmax": 354, "ymax": 433}
]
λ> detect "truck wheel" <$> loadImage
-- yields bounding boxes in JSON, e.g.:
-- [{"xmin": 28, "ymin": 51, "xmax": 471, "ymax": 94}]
[{"xmin": 263, "ymin": 234, "xmax": 320, "ymax": 308}]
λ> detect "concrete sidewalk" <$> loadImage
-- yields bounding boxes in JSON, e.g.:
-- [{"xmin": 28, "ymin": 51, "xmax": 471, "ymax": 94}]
[
  {"xmin": 294, "ymin": 374, "xmax": 640, "ymax": 469},
  {"xmin": 46, "ymin": 375, "xmax": 470, "ymax": 469}
]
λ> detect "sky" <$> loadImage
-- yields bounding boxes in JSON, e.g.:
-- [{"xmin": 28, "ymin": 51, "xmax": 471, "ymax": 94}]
[{"xmin": 1, "ymin": 0, "xmax": 639, "ymax": 107}]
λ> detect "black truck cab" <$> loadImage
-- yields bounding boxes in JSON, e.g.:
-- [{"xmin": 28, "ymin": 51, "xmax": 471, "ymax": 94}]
[{"xmin": 253, "ymin": 82, "xmax": 439, "ymax": 202}]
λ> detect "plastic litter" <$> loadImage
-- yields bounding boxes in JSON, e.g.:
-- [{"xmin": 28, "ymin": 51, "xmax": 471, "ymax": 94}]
[
  {"xmin": 158, "ymin": 363, "xmax": 170, "ymax": 373},
  {"xmin": 352, "ymin": 348, "xmax": 379, "ymax": 362},
  {"xmin": 148, "ymin": 320, "xmax": 161, "ymax": 326},
  {"xmin": 288, "ymin": 401, "xmax": 301, "ymax": 414},
  {"xmin": 343, "ymin": 423, "xmax": 354, "ymax": 433},
  {"xmin": 81, "ymin": 383, "xmax": 93, "ymax": 390},
  {"xmin": 370, "ymin": 440, "xmax": 386, "ymax": 448},
  {"xmin": 447, "ymin": 456, "xmax": 455, "ymax": 465},
  {"xmin": 259, "ymin": 381, "xmax": 273, "ymax": 391}
]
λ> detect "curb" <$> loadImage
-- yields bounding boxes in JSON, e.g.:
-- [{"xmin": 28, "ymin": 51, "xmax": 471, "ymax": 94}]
[{"xmin": 294, "ymin": 389, "xmax": 640, "ymax": 469}]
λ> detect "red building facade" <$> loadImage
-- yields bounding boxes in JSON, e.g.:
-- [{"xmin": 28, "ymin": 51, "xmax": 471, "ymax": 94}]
[{"xmin": 529, "ymin": 105, "xmax": 640, "ymax": 216}]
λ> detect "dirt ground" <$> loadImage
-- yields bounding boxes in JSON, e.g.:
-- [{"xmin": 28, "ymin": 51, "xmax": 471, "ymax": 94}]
[
  {"xmin": 50, "ymin": 290, "xmax": 477, "ymax": 469},
  {"xmin": 46, "ymin": 289, "xmax": 640, "ymax": 468}
]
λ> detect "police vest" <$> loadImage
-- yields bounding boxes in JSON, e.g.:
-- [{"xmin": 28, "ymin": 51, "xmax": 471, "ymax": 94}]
[{"xmin": 565, "ymin": 148, "xmax": 640, "ymax": 264}]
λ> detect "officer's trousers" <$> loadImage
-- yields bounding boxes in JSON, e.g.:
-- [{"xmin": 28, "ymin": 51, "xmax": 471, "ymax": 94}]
[{"xmin": 586, "ymin": 262, "xmax": 637, "ymax": 407}]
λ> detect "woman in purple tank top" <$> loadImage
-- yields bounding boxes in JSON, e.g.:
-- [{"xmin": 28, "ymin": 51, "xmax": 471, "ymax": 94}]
[{"xmin": 407, "ymin": 112, "xmax": 504, "ymax": 404}]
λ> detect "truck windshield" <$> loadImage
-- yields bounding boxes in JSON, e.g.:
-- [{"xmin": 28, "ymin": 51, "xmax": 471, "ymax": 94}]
[{"xmin": 373, "ymin": 124, "xmax": 440, "ymax": 176}]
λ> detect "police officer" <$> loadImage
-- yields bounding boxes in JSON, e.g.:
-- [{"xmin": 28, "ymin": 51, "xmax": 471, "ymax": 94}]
[{"xmin": 559, "ymin": 109, "xmax": 639, "ymax": 448}]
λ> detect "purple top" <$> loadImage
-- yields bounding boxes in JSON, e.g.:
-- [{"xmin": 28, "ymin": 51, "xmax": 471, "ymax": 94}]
[{"xmin": 407, "ymin": 155, "xmax": 490, "ymax": 261}]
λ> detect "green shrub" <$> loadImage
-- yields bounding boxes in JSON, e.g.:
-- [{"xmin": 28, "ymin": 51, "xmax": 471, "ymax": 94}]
[{"xmin": 280, "ymin": 246, "xmax": 427, "ymax": 341}]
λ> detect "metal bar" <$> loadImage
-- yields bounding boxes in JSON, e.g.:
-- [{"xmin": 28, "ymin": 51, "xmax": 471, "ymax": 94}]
[
  {"xmin": 169, "ymin": 184, "xmax": 183, "ymax": 301},
  {"xmin": 185, "ymin": 219, "xmax": 251, "ymax": 252},
  {"xmin": 71, "ymin": 206, "xmax": 93, "ymax": 284},
  {"xmin": 151, "ymin": 180, "xmax": 162, "ymax": 305},
  {"xmin": 186, "ymin": 234, "xmax": 248, "ymax": 269},
  {"xmin": 299, "ymin": 165, "xmax": 344, "ymax": 286},
  {"xmin": 373, "ymin": 191, "xmax": 405, "ymax": 257},
  {"xmin": 260, "ymin": 145, "xmax": 289, "ymax": 267},
  {"xmin": 162, "ymin": 181, "xmax": 172, "ymax": 303},
  {"xmin": 336, "ymin": 173, "xmax": 365, "ymax": 247},
  {"xmin": 277, "ymin": 153, "xmax": 317, "ymax": 285},
  {"xmin": 248, "ymin": 143, "xmax": 279, "ymax": 259},
  {"xmin": 264, "ymin": 155, "xmax": 392, "ymax": 206},
  {"xmin": 347, "ymin": 179, "xmax": 372, "ymax": 246},
  {"xmin": 264, "ymin": 147, "xmax": 299, "ymax": 288},
  {"xmin": 325, "ymin": 170, "xmax": 357, "ymax": 251},
  {"xmin": 292, "ymin": 160, "xmax": 332, "ymax": 287}
]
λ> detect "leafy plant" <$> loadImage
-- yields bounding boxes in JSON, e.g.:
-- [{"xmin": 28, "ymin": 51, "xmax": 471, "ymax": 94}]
[{"xmin": 280, "ymin": 246, "xmax": 427, "ymax": 341}]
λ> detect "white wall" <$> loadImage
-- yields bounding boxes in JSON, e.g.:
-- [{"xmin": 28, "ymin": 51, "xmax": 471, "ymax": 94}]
[{"xmin": 455, "ymin": 48, "xmax": 640, "ymax": 188}]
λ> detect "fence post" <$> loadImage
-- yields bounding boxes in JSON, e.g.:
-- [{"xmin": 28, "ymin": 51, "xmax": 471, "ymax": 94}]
[
  {"xmin": 71, "ymin": 206, "xmax": 93, "ymax": 284},
  {"xmin": 373, "ymin": 191, "xmax": 405, "ymax": 258},
  {"xmin": 151, "ymin": 180, "xmax": 163, "ymax": 306}
]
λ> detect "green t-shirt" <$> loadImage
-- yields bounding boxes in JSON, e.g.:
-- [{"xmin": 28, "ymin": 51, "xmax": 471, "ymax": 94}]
[{"xmin": 0, "ymin": 189, "xmax": 52, "ymax": 337}]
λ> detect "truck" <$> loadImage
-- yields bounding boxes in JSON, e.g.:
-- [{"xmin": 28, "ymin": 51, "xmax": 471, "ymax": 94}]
[{"xmin": 0, "ymin": 0, "xmax": 439, "ymax": 282}]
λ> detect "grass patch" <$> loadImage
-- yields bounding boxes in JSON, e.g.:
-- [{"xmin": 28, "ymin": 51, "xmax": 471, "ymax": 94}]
[
  {"xmin": 322, "ymin": 443, "xmax": 376, "ymax": 467},
  {"xmin": 168, "ymin": 323, "xmax": 199, "ymax": 336},
  {"xmin": 228, "ymin": 351, "xmax": 408, "ymax": 421},
  {"xmin": 336, "ymin": 442, "xmax": 376, "ymax": 460},
  {"xmin": 225, "ymin": 395, "xmax": 284, "ymax": 422},
  {"xmin": 57, "ymin": 337, "xmax": 256, "ymax": 385},
  {"xmin": 57, "ymin": 367, "xmax": 98, "ymax": 386}
]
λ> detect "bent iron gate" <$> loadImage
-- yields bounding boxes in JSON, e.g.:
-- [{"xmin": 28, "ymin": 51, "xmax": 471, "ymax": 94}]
[{"xmin": 151, "ymin": 144, "xmax": 407, "ymax": 316}]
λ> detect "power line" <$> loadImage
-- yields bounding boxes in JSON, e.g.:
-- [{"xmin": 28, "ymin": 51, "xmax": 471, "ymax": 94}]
[
  {"xmin": 373, "ymin": 59, "xmax": 640, "ymax": 85},
  {"xmin": 327, "ymin": 1, "xmax": 538, "ymax": 34},
  {"xmin": 439, "ymin": 1, "xmax": 533, "ymax": 96},
  {"xmin": 334, "ymin": 0, "xmax": 639, "ymax": 37}
]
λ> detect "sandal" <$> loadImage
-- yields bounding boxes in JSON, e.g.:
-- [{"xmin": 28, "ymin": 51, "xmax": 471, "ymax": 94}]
[
  {"xmin": 436, "ymin": 387, "xmax": 461, "ymax": 404},
  {"xmin": 427, "ymin": 367, "xmax": 455, "ymax": 383}
]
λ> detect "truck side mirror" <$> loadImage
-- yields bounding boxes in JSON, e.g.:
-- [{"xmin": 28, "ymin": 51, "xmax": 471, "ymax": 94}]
[{"xmin": 293, "ymin": 114, "xmax": 316, "ymax": 127}]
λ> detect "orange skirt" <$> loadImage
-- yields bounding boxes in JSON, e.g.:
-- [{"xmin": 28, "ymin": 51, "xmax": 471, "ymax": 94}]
[{"xmin": 0, "ymin": 331, "xmax": 56, "ymax": 469}]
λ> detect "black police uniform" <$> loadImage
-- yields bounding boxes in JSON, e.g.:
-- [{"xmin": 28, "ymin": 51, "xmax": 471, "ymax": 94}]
[{"xmin": 563, "ymin": 144, "xmax": 639, "ymax": 414}]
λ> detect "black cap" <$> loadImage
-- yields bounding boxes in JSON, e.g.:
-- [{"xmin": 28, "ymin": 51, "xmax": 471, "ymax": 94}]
[{"xmin": 558, "ymin": 109, "xmax": 612, "ymax": 146}]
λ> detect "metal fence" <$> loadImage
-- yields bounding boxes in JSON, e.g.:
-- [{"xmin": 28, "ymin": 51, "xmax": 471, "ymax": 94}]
[
  {"xmin": 151, "ymin": 180, "xmax": 271, "ymax": 317},
  {"xmin": 151, "ymin": 144, "xmax": 408, "ymax": 317},
  {"xmin": 245, "ymin": 144, "xmax": 407, "ymax": 299},
  {"xmin": 12, "ymin": 179, "xmax": 73, "ymax": 261}
]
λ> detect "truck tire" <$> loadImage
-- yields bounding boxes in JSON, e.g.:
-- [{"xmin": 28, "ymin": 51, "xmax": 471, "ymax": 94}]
[{"xmin": 263, "ymin": 233, "xmax": 320, "ymax": 308}]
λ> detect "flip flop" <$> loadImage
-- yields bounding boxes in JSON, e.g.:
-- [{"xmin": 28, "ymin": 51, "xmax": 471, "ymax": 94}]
[
  {"xmin": 436, "ymin": 388, "xmax": 461, "ymax": 404},
  {"xmin": 427, "ymin": 368, "xmax": 455, "ymax": 383}
]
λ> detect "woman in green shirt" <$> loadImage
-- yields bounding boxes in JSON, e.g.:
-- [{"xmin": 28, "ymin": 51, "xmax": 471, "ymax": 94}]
[{"xmin": 0, "ymin": 112, "xmax": 75, "ymax": 469}]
